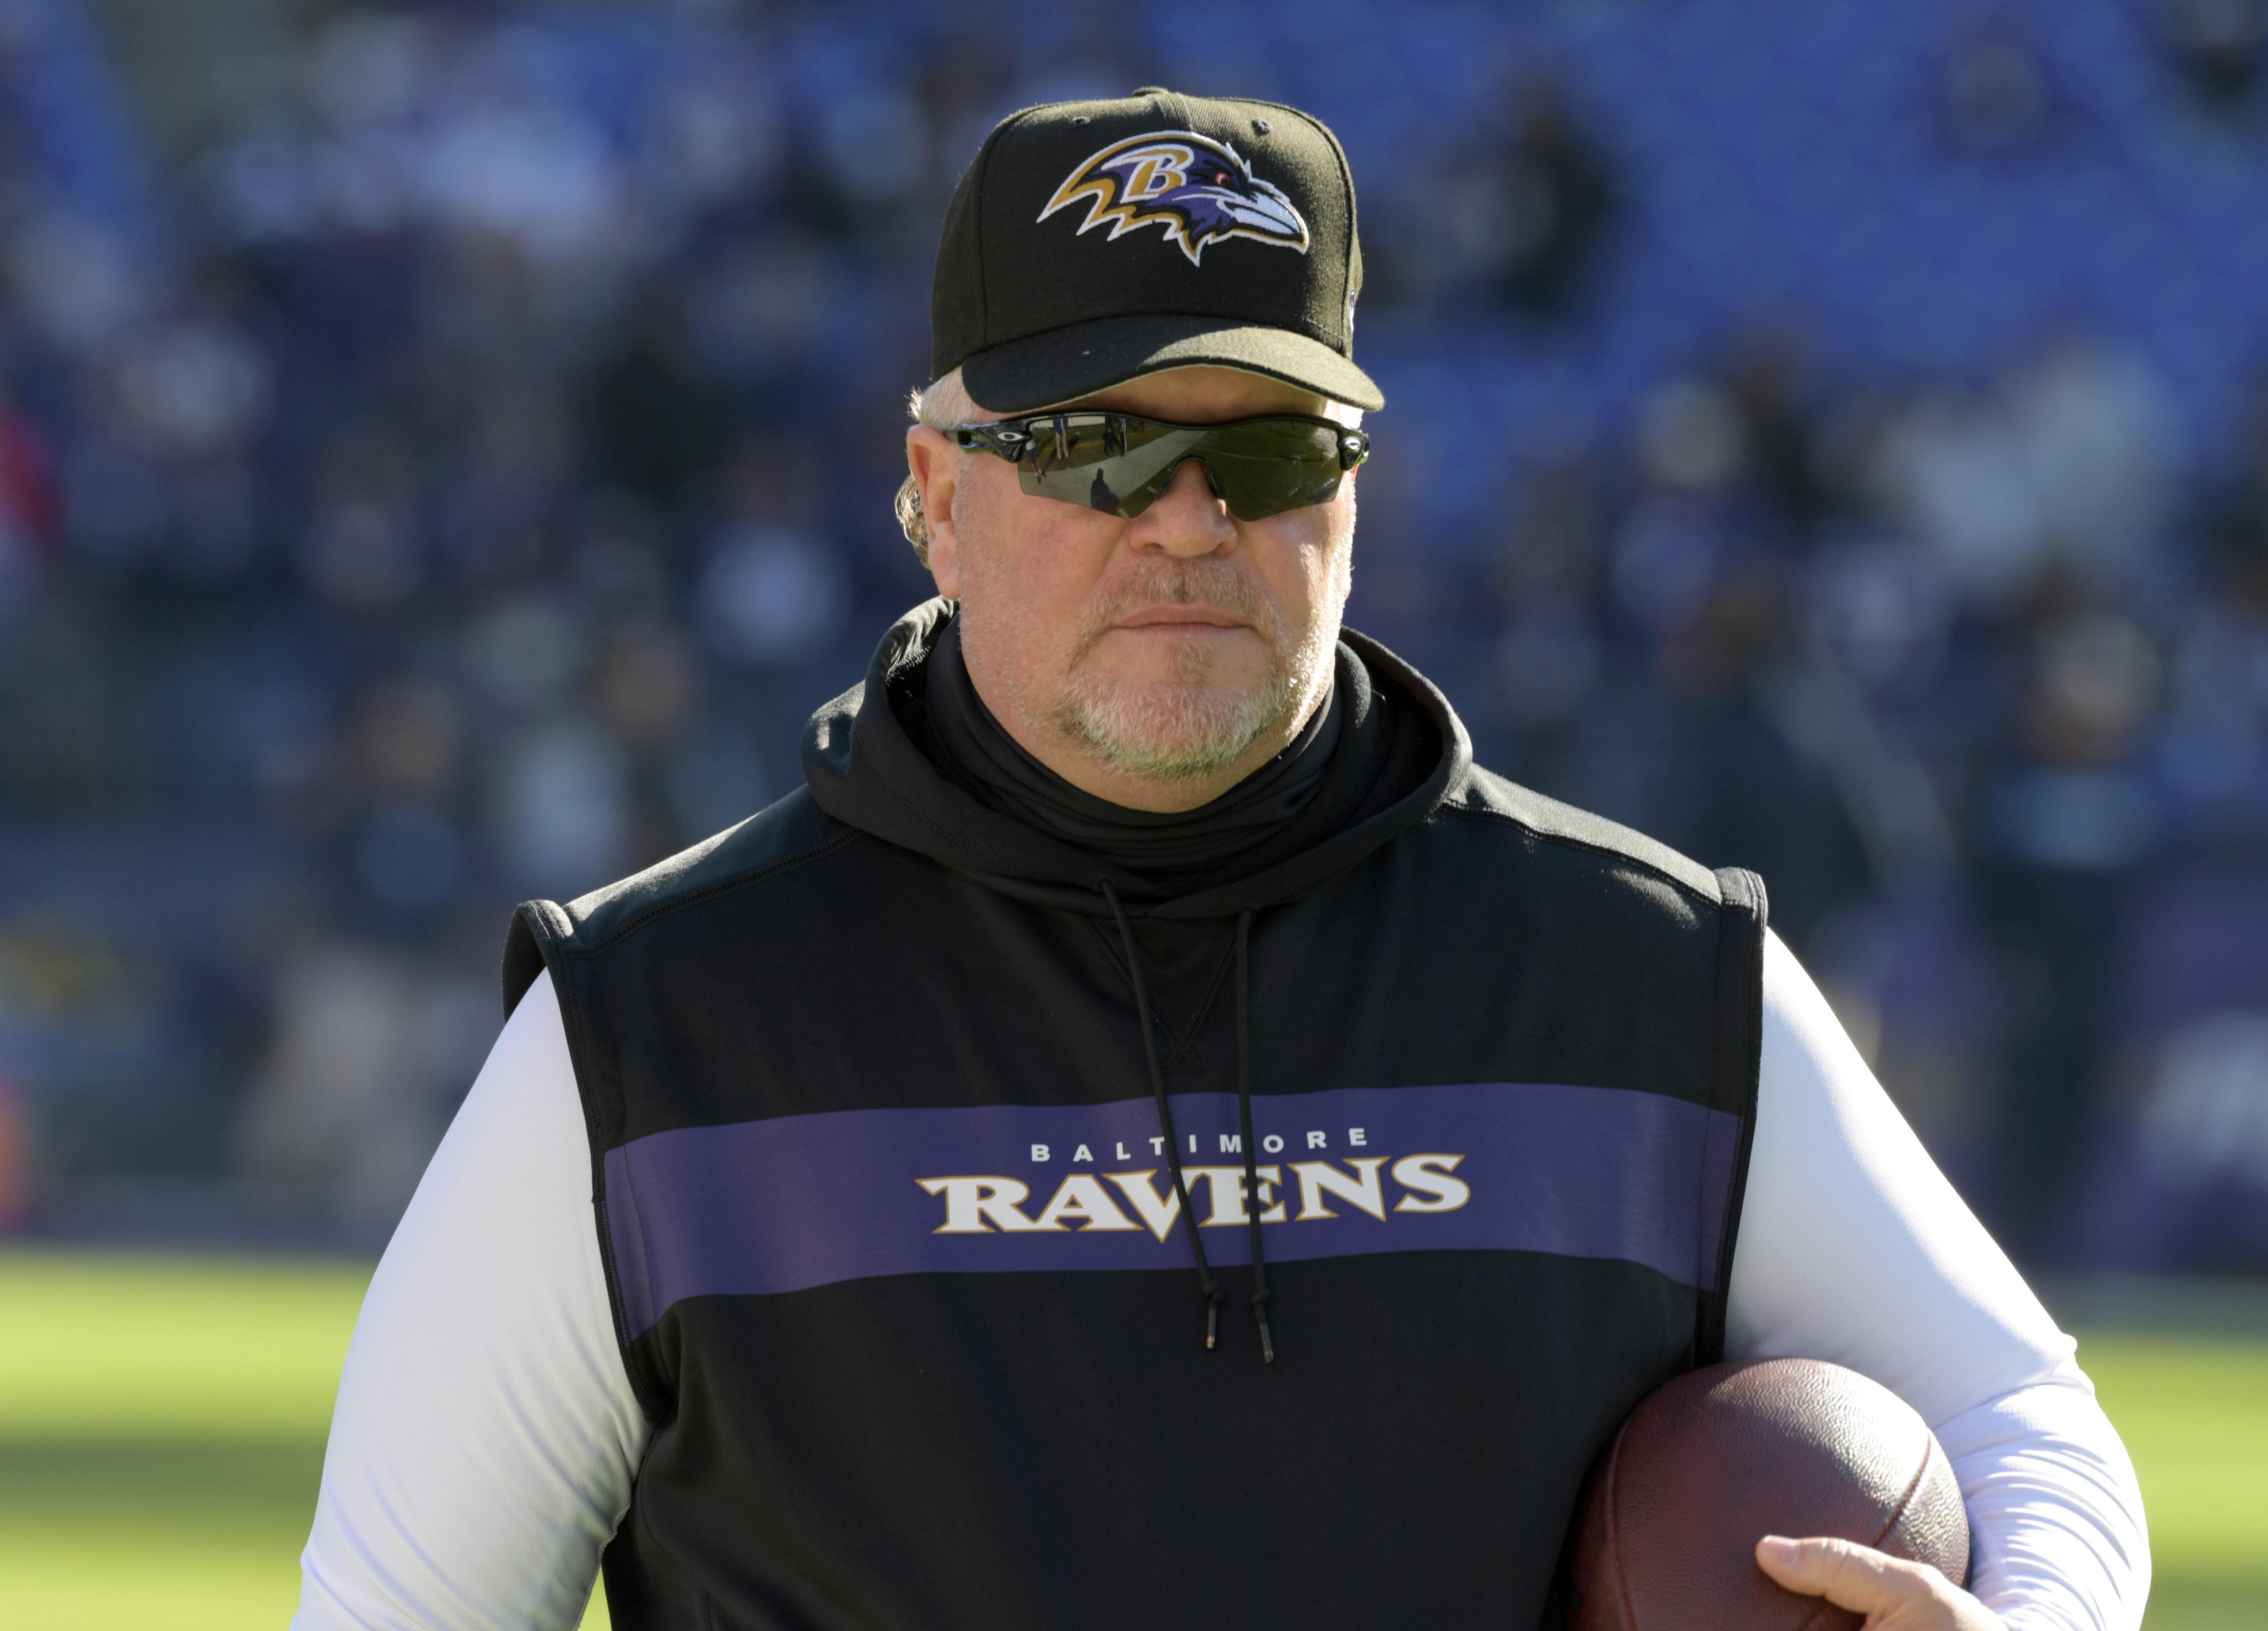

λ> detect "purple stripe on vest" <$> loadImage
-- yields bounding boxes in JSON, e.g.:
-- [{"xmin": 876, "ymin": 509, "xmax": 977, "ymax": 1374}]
[{"xmin": 602, "ymin": 1082, "xmax": 1739, "ymax": 1338}]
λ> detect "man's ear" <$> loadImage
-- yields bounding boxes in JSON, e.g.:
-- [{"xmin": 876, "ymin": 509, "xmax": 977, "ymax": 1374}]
[{"xmin": 907, "ymin": 426, "xmax": 964, "ymax": 600}]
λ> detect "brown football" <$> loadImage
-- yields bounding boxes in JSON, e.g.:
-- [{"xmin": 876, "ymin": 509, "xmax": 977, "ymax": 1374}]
[{"xmin": 1562, "ymin": 1358, "xmax": 1969, "ymax": 1630}]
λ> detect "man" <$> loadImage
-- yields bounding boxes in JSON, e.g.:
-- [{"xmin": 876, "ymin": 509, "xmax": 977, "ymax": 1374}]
[{"xmin": 295, "ymin": 91, "xmax": 2146, "ymax": 1630}]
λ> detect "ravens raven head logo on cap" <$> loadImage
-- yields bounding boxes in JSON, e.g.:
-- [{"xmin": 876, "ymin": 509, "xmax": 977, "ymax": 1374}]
[{"xmin": 1038, "ymin": 131, "xmax": 1311, "ymax": 267}]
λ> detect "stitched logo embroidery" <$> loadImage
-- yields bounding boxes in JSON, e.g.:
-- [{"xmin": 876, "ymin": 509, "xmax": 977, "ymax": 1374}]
[{"xmin": 1038, "ymin": 130, "xmax": 1311, "ymax": 266}]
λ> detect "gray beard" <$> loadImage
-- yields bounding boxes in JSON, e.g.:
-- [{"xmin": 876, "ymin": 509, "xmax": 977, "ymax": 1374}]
[
  {"xmin": 1044, "ymin": 563, "xmax": 1334, "ymax": 784},
  {"xmin": 1053, "ymin": 640, "xmax": 1307, "ymax": 784}
]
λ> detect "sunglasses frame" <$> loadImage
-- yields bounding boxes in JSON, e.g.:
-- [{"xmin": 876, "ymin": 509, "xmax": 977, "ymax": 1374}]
[{"xmin": 950, "ymin": 410, "xmax": 1371, "ymax": 523}]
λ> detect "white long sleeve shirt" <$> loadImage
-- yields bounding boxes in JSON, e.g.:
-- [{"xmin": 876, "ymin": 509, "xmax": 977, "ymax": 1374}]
[{"xmin": 294, "ymin": 932, "xmax": 2149, "ymax": 1630}]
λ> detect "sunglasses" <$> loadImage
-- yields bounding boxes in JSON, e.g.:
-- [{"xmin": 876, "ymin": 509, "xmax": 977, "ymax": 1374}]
[{"xmin": 952, "ymin": 411, "xmax": 1370, "ymax": 523}]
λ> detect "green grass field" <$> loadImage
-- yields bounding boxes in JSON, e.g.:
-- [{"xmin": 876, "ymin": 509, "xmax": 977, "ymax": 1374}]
[{"xmin": 0, "ymin": 1252, "xmax": 2260, "ymax": 1629}]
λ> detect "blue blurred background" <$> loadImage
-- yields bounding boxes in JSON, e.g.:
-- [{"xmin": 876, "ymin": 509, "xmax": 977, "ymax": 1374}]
[{"xmin": 1, "ymin": 0, "xmax": 2266, "ymax": 1284}]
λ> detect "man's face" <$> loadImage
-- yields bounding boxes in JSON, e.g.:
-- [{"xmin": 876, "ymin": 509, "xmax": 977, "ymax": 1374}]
[{"xmin": 910, "ymin": 366, "xmax": 1358, "ymax": 811}]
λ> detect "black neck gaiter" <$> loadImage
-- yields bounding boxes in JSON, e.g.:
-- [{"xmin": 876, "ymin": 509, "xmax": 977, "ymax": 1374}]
[{"xmin": 919, "ymin": 614, "xmax": 1416, "ymax": 898}]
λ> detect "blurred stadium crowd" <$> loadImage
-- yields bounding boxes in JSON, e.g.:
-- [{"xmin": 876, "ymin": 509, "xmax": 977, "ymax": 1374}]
[{"xmin": 1, "ymin": 0, "xmax": 2266, "ymax": 1270}]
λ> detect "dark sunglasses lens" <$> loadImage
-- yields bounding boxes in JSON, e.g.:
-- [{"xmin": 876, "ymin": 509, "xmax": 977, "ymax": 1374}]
[
  {"xmin": 1203, "ymin": 420, "xmax": 1347, "ymax": 521},
  {"xmin": 1012, "ymin": 415, "xmax": 1351, "ymax": 521},
  {"xmin": 1016, "ymin": 415, "xmax": 1192, "ymax": 516}
]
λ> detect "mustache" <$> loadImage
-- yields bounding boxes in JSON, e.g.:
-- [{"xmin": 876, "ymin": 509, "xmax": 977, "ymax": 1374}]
[{"xmin": 1074, "ymin": 565, "xmax": 1279, "ymax": 658}]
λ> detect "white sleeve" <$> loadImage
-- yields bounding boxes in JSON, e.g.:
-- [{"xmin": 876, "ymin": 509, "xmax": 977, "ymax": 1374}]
[
  {"xmin": 1725, "ymin": 931, "xmax": 2149, "ymax": 1631},
  {"xmin": 293, "ymin": 969, "xmax": 651, "ymax": 1631}
]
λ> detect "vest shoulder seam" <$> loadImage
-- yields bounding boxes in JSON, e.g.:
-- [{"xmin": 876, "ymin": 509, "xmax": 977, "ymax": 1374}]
[
  {"xmin": 1436, "ymin": 803, "xmax": 1719, "ymax": 911},
  {"xmin": 569, "ymin": 826, "xmax": 864, "ymax": 959}
]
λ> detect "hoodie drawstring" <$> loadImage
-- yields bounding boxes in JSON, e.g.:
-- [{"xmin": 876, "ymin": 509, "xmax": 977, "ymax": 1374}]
[
  {"xmin": 1100, "ymin": 880, "xmax": 1225, "ymax": 1351},
  {"xmin": 1099, "ymin": 881, "xmax": 1273, "ymax": 1364},
  {"xmin": 1233, "ymin": 909, "xmax": 1274, "ymax": 1363}
]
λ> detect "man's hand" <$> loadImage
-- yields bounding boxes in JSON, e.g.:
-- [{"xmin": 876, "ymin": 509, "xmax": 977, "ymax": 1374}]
[{"xmin": 1755, "ymin": 1535, "xmax": 2005, "ymax": 1629}]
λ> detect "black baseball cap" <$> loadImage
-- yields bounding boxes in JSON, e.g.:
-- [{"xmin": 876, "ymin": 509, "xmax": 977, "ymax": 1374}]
[{"xmin": 931, "ymin": 87, "xmax": 1383, "ymax": 415}]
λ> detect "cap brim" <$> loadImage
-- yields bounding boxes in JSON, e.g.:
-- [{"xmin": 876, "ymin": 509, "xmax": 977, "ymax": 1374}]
[{"xmin": 959, "ymin": 314, "xmax": 1384, "ymax": 415}]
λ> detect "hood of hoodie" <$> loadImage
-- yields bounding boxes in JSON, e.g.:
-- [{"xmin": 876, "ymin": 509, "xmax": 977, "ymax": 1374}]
[{"xmin": 801, "ymin": 598, "xmax": 1471, "ymax": 920}]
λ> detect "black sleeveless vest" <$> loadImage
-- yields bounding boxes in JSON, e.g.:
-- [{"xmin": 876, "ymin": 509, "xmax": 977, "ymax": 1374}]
[{"xmin": 503, "ymin": 611, "xmax": 1765, "ymax": 1631}]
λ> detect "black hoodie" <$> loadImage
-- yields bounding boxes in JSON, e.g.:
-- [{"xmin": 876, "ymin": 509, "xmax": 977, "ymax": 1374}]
[{"xmin": 505, "ymin": 599, "xmax": 1765, "ymax": 1631}]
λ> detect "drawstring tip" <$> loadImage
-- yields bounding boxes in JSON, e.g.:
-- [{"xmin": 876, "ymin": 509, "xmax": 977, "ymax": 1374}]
[
  {"xmin": 1204, "ymin": 1300, "xmax": 1218, "ymax": 1351},
  {"xmin": 1256, "ymin": 1309, "xmax": 1275, "ymax": 1366}
]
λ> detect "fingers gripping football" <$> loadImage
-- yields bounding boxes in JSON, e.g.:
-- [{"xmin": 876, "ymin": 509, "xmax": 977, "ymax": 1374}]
[{"xmin": 1755, "ymin": 1535, "xmax": 2006, "ymax": 1630}]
